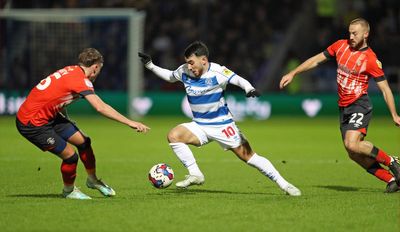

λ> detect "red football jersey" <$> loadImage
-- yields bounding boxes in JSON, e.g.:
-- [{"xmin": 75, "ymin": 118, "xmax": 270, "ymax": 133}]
[
  {"xmin": 325, "ymin": 39, "xmax": 385, "ymax": 107},
  {"xmin": 17, "ymin": 65, "xmax": 94, "ymax": 126}
]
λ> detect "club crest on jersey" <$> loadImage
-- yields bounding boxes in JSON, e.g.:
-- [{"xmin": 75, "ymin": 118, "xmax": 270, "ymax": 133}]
[
  {"xmin": 376, "ymin": 60, "xmax": 382, "ymax": 69},
  {"xmin": 205, "ymin": 78, "xmax": 213, "ymax": 86},
  {"xmin": 84, "ymin": 79, "xmax": 93, "ymax": 88}
]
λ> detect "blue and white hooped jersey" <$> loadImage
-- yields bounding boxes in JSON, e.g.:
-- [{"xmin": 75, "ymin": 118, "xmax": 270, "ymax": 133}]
[{"xmin": 172, "ymin": 62, "xmax": 236, "ymax": 125}]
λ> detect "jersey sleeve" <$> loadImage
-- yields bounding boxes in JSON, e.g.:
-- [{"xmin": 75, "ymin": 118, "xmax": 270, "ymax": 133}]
[
  {"xmin": 77, "ymin": 78, "xmax": 95, "ymax": 96},
  {"xmin": 211, "ymin": 63, "xmax": 237, "ymax": 86},
  {"xmin": 368, "ymin": 56, "xmax": 385, "ymax": 81},
  {"xmin": 219, "ymin": 66, "xmax": 236, "ymax": 83},
  {"xmin": 172, "ymin": 64, "xmax": 186, "ymax": 82},
  {"xmin": 325, "ymin": 40, "xmax": 345, "ymax": 58},
  {"xmin": 68, "ymin": 69, "xmax": 95, "ymax": 96}
]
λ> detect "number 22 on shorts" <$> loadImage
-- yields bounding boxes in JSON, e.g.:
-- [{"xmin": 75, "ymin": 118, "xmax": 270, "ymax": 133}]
[{"xmin": 349, "ymin": 113, "xmax": 364, "ymax": 125}]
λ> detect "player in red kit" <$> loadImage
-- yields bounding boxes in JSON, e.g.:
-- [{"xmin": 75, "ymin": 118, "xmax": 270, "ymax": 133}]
[
  {"xmin": 16, "ymin": 48, "xmax": 150, "ymax": 199},
  {"xmin": 280, "ymin": 18, "xmax": 400, "ymax": 193}
]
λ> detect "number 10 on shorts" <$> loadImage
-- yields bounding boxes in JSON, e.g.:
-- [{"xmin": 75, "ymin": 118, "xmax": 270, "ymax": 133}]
[{"xmin": 222, "ymin": 126, "xmax": 236, "ymax": 138}]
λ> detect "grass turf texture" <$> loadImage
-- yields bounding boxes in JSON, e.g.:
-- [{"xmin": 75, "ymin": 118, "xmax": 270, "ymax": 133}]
[{"xmin": 0, "ymin": 115, "xmax": 399, "ymax": 231}]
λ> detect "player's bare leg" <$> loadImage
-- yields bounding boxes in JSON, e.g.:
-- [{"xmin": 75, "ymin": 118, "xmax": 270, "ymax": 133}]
[
  {"xmin": 68, "ymin": 131, "xmax": 115, "ymax": 196},
  {"xmin": 344, "ymin": 131, "xmax": 374, "ymax": 162},
  {"xmin": 231, "ymin": 142, "xmax": 301, "ymax": 196},
  {"xmin": 168, "ymin": 125, "xmax": 205, "ymax": 188},
  {"xmin": 344, "ymin": 130, "xmax": 399, "ymax": 192},
  {"xmin": 344, "ymin": 130, "xmax": 396, "ymax": 170}
]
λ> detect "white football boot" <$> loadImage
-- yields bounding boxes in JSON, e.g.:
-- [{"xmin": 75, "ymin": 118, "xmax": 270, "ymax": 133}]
[
  {"xmin": 63, "ymin": 186, "xmax": 92, "ymax": 200},
  {"xmin": 175, "ymin": 175, "xmax": 205, "ymax": 188},
  {"xmin": 281, "ymin": 183, "xmax": 301, "ymax": 196},
  {"xmin": 86, "ymin": 178, "xmax": 116, "ymax": 197}
]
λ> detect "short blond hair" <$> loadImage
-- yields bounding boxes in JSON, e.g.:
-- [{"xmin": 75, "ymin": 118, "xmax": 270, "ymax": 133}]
[
  {"xmin": 78, "ymin": 48, "xmax": 104, "ymax": 67},
  {"xmin": 350, "ymin": 18, "xmax": 370, "ymax": 33}
]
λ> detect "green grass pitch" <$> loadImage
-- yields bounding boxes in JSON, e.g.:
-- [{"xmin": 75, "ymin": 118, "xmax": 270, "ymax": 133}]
[{"xmin": 0, "ymin": 115, "xmax": 399, "ymax": 231}]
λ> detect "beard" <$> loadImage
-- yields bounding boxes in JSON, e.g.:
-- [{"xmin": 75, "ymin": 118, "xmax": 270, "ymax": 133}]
[{"xmin": 349, "ymin": 39, "xmax": 365, "ymax": 50}]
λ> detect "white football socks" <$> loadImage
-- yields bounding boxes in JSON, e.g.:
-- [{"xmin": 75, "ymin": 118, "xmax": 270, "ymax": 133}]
[
  {"xmin": 169, "ymin": 142, "xmax": 204, "ymax": 177},
  {"xmin": 247, "ymin": 153, "xmax": 290, "ymax": 189}
]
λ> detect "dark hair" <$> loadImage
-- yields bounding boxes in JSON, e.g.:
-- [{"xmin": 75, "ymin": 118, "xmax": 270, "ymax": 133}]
[
  {"xmin": 184, "ymin": 41, "xmax": 209, "ymax": 58},
  {"xmin": 78, "ymin": 48, "xmax": 104, "ymax": 67}
]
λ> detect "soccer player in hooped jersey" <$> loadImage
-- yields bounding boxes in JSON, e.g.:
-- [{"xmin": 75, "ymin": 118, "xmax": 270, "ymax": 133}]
[
  {"xmin": 16, "ymin": 48, "xmax": 150, "ymax": 199},
  {"xmin": 139, "ymin": 41, "xmax": 301, "ymax": 196},
  {"xmin": 280, "ymin": 18, "xmax": 400, "ymax": 193}
]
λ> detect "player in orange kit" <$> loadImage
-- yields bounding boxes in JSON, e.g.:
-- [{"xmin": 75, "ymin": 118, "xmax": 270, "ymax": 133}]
[
  {"xmin": 16, "ymin": 48, "xmax": 150, "ymax": 199},
  {"xmin": 280, "ymin": 18, "xmax": 400, "ymax": 193}
]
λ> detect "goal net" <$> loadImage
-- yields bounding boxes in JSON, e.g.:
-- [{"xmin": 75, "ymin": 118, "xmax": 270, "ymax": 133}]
[{"xmin": 0, "ymin": 8, "xmax": 145, "ymax": 117}]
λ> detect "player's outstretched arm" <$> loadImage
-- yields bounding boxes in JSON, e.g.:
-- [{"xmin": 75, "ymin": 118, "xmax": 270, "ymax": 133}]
[
  {"xmin": 85, "ymin": 94, "xmax": 150, "ymax": 132},
  {"xmin": 138, "ymin": 52, "xmax": 176, "ymax": 83},
  {"xmin": 229, "ymin": 75, "xmax": 261, "ymax": 98},
  {"xmin": 376, "ymin": 80, "xmax": 400, "ymax": 127},
  {"xmin": 138, "ymin": 52, "xmax": 152, "ymax": 66},
  {"xmin": 280, "ymin": 52, "xmax": 327, "ymax": 89},
  {"xmin": 245, "ymin": 89, "xmax": 261, "ymax": 98}
]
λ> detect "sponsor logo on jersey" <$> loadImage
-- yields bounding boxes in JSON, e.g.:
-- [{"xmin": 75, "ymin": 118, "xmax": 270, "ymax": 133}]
[
  {"xmin": 185, "ymin": 86, "xmax": 209, "ymax": 95},
  {"xmin": 338, "ymin": 64, "xmax": 352, "ymax": 75}
]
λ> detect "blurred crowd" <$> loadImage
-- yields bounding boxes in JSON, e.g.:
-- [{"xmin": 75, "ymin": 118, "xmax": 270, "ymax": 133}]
[
  {"xmin": 0, "ymin": 0, "xmax": 399, "ymax": 93},
  {"xmin": 308, "ymin": 0, "xmax": 400, "ymax": 93}
]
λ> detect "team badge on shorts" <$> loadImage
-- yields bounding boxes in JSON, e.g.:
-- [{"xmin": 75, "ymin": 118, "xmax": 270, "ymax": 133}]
[{"xmin": 47, "ymin": 137, "xmax": 55, "ymax": 145}]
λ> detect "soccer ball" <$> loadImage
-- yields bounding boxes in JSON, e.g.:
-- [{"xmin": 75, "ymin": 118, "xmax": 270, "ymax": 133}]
[{"xmin": 148, "ymin": 163, "xmax": 174, "ymax": 189}]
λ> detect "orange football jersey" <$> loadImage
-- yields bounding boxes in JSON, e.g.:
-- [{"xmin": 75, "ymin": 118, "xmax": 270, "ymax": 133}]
[
  {"xmin": 17, "ymin": 66, "xmax": 94, "ymax": 126},
  {"xmin": 325, "ymin": 39, "xmax": 385, "ymax": 107}
]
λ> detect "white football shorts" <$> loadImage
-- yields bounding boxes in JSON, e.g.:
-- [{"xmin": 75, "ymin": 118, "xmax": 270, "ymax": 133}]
[{"xmin": 181, "ymin": 121, "xmax": 247, "ymax": 150}]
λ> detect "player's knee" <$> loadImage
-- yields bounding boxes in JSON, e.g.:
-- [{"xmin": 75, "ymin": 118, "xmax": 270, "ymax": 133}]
[
  {"xmin": 167, "ymin": 130, "xmax": 181, "ymax": 143},
  {"xmin": 76, "ymin": 137, "xmax": 91, "ymax": 151},
  {"xmin": 63, "ymin": 153, "xmax": 78, "ymax": 164},
  {"xmin": 232, "ymin": 144, "xmax": 254, "ymax": 162},
  {"xmin": 344, "ymin": 140, "xmax": 358, "ymax": 154},
  {"xmin": 241, "ymin": 152, "xmax": 254, "ymax": 162}
]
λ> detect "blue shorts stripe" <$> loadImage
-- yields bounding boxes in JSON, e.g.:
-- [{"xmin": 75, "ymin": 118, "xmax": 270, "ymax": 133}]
[
  {"xmin": 58, "ymin": 124, "xmax": 79, "ymax": 140},
  {"xmin": 52, "ymin": 141, "xmax": 67, "ymax": 154},
  {"xmin": 194, "ymin": 119, "xmax": 234, "ymax": 125}
]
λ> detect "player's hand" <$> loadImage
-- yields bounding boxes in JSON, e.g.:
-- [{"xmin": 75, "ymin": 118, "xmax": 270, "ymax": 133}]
[
  {"xmin": 138, "ymin": 52, "xmax": 152, "ymax": 65},
  {"xmin": 246, "ymin": 89, "xmax": 261, "ymax": 98},
  {"xmin": 279, "ymin": 73, "xmax": 294, "ymax": 89},
  {"xmin": 393, "ymin": 115, "xmax": 400, "ymax": 127},
  {"xmin": 129, "ymin": 121, "xmax": 150, "ymax": 133}
]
